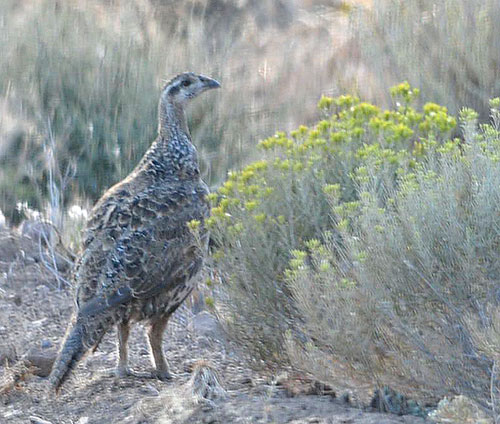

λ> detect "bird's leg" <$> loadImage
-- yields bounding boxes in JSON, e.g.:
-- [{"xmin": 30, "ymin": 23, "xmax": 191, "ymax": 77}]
[
  {"xmin": 115, "ymin": 321, "xmax": 131, "ymax": 377},
  {"xmin": 147, "ymin": 315, "xmax": 172, "ymax": 380}
]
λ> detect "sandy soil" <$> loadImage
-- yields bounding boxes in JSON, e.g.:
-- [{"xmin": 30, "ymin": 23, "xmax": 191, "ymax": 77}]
[{"xmin": 0, "ymin": 229, "xmax": 429, "ymax": 424}]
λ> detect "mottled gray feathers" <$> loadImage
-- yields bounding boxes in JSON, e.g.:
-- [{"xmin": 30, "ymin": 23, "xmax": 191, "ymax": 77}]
[{"xmin": 49, "ymin": 72, "xmax": 219, "ymax": 391}]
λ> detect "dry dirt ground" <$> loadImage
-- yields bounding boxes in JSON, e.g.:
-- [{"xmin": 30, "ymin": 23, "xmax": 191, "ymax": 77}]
[{"xmin": 0, "ymin": 229, "xmax": 429, "ymax": 424}]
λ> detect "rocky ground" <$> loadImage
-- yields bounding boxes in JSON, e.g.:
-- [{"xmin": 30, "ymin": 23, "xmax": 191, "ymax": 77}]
[{"xmin": 0, "ymin": 228, "xmax": 431, "ymax": 424}]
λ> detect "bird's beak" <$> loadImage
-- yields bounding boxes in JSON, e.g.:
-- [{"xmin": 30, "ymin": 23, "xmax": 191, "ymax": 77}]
[{"xmin": 200, "ymin": 75, "xmax": 221, "ymax": 89}]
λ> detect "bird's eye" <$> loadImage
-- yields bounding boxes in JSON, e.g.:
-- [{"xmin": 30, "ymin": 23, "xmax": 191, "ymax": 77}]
[{"xmin": 182, "ymin": 80, "xmax": 191, "ymax": 87}]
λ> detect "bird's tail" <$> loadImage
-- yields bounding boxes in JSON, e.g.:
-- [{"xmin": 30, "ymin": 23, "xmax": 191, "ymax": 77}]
[{"xmin": 49, "ymin": 314, "xmax": 107, "ymax": 391}]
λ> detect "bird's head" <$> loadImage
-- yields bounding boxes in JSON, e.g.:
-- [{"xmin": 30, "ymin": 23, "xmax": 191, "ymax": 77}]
[{"xmin": 161, "ymin": 72, "xmax": 221, "ymax": 107}]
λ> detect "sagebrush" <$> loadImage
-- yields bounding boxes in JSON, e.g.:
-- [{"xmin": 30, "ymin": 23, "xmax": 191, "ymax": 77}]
[
  {"xmin": 208, "ymin": 83, "xmax": 455, "ymax": 363},
  {"xmin": 210, "ymin": 87, "xmax": 499, "ymax": 417}
]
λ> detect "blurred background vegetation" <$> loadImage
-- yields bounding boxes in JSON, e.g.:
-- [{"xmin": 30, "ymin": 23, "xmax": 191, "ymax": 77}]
[{"xmin": 1, "ymin": 0, "xmax": 499, "ymax": 224}]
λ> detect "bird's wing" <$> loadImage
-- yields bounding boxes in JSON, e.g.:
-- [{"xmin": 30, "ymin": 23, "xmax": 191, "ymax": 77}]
[{"xmin": 74, "ymin": 182, "xmax": 209, "ymax": 316}]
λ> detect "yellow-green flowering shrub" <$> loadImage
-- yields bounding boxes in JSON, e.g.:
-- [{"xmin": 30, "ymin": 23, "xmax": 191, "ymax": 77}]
[
  {"xmin": 287, "ymin": 104, "xmax": 500, "ymax": 414},
  {"xmin": 209, "ymin": 84, "xmax": 457, "ymax": 365}
]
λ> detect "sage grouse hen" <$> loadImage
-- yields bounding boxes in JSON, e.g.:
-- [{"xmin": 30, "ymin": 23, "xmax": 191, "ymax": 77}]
[{"xmin": 49, "ymin": 72, "xmax": 220, "ymax": 391}]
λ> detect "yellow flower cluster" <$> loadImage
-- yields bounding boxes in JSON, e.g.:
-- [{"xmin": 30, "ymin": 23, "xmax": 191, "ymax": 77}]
[{"xmin": 209, "ymin": 83, "xmax": 459, "ymax": 248}]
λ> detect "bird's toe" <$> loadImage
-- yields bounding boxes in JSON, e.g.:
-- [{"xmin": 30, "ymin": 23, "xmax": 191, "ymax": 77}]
[
  {"xmin": 103, "ymin": 366, "xmax": 132, "ymax": 379},
  {"xmin": 115, "ymin": 366, "xmax": 132, "ymax": 378},
  {"xmin": 153, "ymin": 369, "xmax": 173, "ymax": 381},
  {"xmin": 110, "ymin": 368, "xmax": 174, "ymax": 381}
]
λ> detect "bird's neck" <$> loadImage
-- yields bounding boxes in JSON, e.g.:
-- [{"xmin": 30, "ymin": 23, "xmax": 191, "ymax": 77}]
[
  {"xmin": 159, "ymin": 100, "xmax": 190, "ymax": 140},
  {"xmin": 140, "ymin": 99, "xmax": 199, "ymax": 179}
]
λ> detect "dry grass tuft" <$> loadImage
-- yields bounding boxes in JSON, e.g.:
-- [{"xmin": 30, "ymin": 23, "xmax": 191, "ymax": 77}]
[
  {"xmin": 429, "ymin": 395, "xmax": 494, "ymax": 424},
  {"xmin": 189, "ymin": 360, "xmax": 226, "ymax": 405},
  {"xmin": 0, "ymin": 360, "xmax": 36, "ymax": 395}
]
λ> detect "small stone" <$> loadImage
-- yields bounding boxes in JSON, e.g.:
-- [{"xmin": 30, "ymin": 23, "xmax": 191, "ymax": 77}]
[
  {"xmin": 239, "ymin": 376, "xmax": 254, "ymax": 386},
  {"xmin": 310, "ymin": 380, "xmax": 335, "ymax": 397},
  {"xmin": 8, "ymin": 294, "xmax": 22, "ymax": 306},
  {"xmin": 274, "ymin": 371, "xmax": 288, "ymax": 386},
  {"xmin": 40, "ymin": 340, "xmax": 52, "ymax": 349},
  {"xmin": 30, "ymin": 318, "xmax": 48, "ymax": 327},
  {"xmin": 23, "ymin": 350, "xmax": 57, "ymax": 377},
  {"xmin": 341, "ymin": 392, "xmax": 351, "ymax": 404},
  {"xmin": 201, "ymin": 404, "xmax": 214, "ymax": 413},
  {"xmin": 29, "ymin": 416, "xmax": 53, "ymax": 424},
  {"xmin": 140, "ymin": 384, "xmax": 160, "ymax": 396},
  {"xmin": 370, "ymin": 386, "xmax": 426, "ymax": 418}
]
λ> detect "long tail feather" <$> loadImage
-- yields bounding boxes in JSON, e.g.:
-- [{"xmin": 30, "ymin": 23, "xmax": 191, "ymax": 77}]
[{"xmin": 49, "ymin": 315, "xmax": 107, "ymax": 391}]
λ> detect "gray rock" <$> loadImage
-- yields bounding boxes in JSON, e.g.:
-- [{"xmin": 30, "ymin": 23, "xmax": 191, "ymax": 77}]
[
  {"xmin": 188, "ymin": 311, "xmax": 224, "ymax": 341},
  {"xmin": 23, "ymin": 348, "xmax": 57, "ymax": 377}
]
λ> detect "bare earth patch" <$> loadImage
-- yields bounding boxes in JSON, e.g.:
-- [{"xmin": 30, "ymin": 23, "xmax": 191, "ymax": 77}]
[{"xmin": 0, "ymin": 230, "xmax": 428, "ymax": 423}]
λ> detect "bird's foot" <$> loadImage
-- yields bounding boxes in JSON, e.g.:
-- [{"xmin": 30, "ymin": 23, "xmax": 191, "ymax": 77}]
[
  {"xmin": 152, "ymin": 369, "xmax": 174, "ymax": 381},
  {"xmin": 103, "ymin": 366, "xmax": 133, "ymax": 379},
  {"xmin": 115, "ymin": 366, "xmax": 133, "ymax": 378},
  {"xmin": 103, "ymin": 367, "xmax": 174, "ymax": 381},
  {"xmin": 130, "ymin": 369, "xmax": 174, "ymax": 381}
]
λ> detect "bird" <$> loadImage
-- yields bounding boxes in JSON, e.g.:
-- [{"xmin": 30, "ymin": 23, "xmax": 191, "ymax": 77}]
[{"xmin": 48, "ymin": 72, "xmax": 220, "ymax": 391}]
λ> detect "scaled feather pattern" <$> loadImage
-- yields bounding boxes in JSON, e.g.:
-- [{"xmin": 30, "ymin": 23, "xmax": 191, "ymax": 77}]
[{"xmin": 49, "ymin": 72, "xmax": 220, "ymax": 390}]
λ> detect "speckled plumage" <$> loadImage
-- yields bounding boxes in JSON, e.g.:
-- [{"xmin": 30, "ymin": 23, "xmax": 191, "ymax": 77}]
[{"xmin": 49, "ymin": 72, "xmax": 220, "ymax": 391}]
